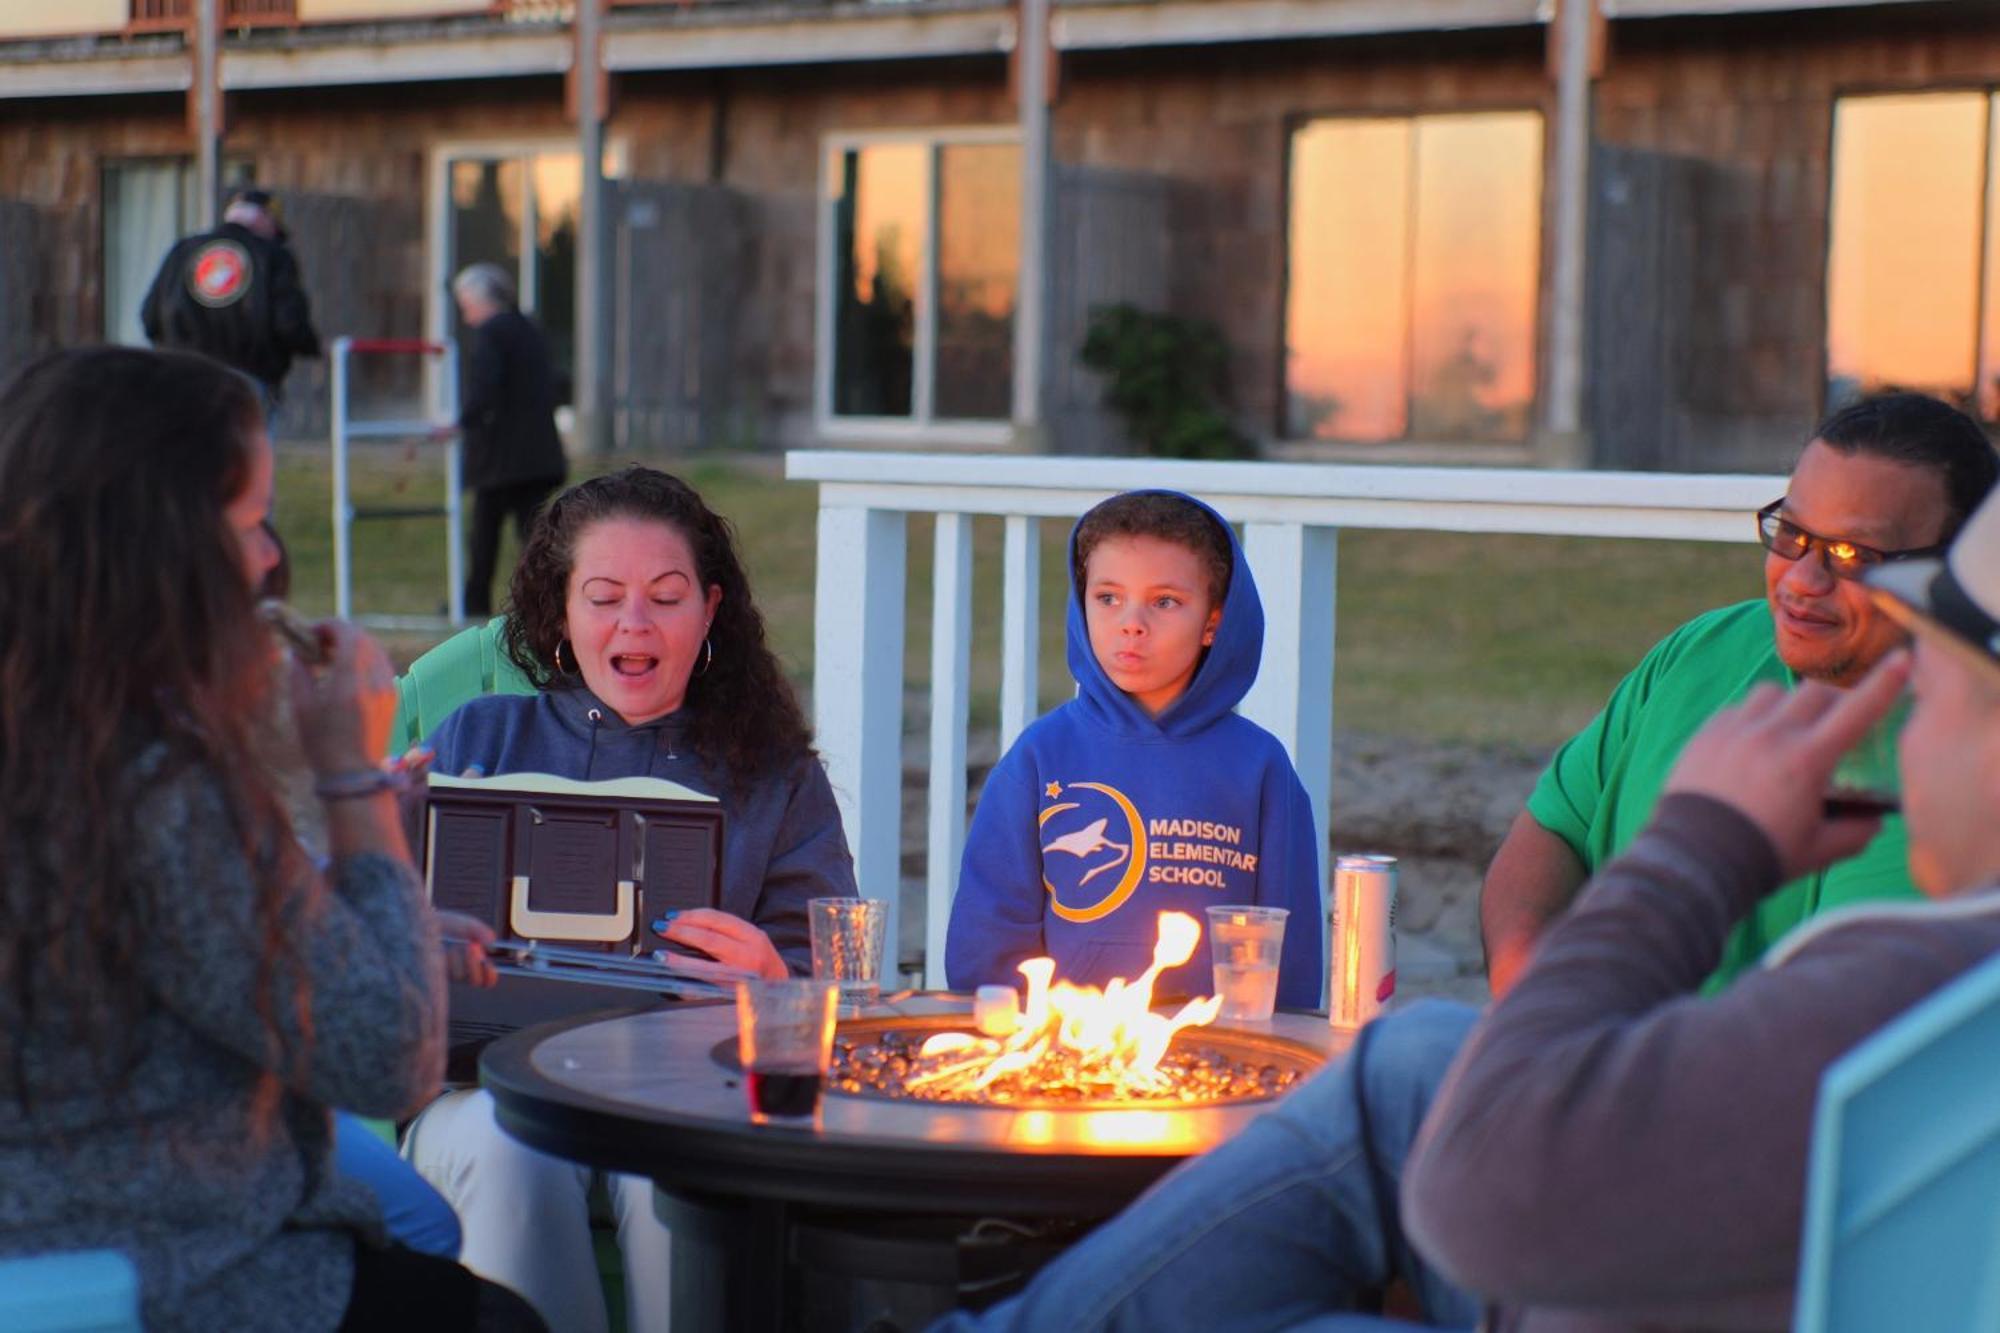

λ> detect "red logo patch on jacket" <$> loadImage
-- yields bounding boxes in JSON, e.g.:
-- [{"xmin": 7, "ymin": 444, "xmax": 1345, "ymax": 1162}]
[{"xmin": 187, "ymin": 239, "xmax": 253, "ymax": 308}]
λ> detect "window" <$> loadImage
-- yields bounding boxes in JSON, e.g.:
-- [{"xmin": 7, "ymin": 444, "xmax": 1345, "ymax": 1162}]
[
  {"xmin": 821, "ymin": 132, "xmax": 1021, "ymax": 433},
  {"xmin": 442, "ymin": 149, "xmax": 581, "ymax": 400},
  {"xmin": 1826, "ymin": 92, "xmax": 2000, "ymax": 420},
  {"xmin": 1284, "ymin": 111, "xmax": 1544, "ymax": 444}
]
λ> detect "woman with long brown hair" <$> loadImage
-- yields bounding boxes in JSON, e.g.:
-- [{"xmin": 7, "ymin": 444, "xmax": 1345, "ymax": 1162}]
[
  {"xmin": 403, "ymin": 466, "xmax": 858, "ymax": 1332},
  {"xmin": 0, "ymin": 347, "xmax": 538, "ymax": 1331}
]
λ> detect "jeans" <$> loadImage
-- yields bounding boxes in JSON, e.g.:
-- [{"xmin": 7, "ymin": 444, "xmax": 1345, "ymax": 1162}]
[
  {"xmin": 333, "ymin": 1111, "xmax": 464, "ymax": 1260},
  {"xmin": 931, "ymin": 1001, "xmax": 1482, "ymax": 1333}
]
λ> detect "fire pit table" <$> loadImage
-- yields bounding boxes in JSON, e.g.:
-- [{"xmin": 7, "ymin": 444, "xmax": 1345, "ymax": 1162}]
[{"xmin": 481, "ymin": 992, "xmax": 1352, "ymax": 1331}]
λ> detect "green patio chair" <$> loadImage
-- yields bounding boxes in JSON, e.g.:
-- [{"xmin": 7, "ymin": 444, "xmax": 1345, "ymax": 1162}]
[{"xmin": 386, "ymin": 615, "xmax": 535, "ymax": 758}]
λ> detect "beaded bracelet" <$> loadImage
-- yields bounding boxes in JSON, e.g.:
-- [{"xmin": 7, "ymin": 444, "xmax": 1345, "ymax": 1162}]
[{"xmin": 313, "ymin": 768, "xmax": 405, "ymax": 802}]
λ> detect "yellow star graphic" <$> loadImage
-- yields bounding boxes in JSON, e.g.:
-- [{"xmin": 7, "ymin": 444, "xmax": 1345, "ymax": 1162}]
[{"xmin": 1045, "ymin": 781, "xmax": 1063, "ymax": 799}]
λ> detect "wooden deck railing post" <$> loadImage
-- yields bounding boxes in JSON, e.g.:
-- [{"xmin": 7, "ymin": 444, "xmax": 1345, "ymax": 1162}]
[
  {"xmin": 924, "ymin": 513, "xmax": 975, "ymax": 988},
  {"xmin": 812, "ymin": 504, "xmax": 909, "ymax": 982},
  {"xmin": 789, "ymin": 451, "xmax": 1783, "ymax": 999}
]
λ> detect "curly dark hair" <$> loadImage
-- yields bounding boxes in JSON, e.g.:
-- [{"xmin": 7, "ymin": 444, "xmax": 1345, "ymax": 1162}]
[
  {"xmin": 1813, "ymin": 393, "xmax": 1997, "ymax": 542},
  {"xmin": 0, "ymin": 347, "xmax": 305, "ymax": 1112},
  {"xmin": 1073, "ymin": 490, "xmax": 1235, "ymax": 605},
  {"xmin": 503, "ymin": 467, "xmax": 816, "ymax": 786}
]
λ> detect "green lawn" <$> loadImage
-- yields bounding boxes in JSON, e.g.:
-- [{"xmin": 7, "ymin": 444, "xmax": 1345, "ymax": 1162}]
[{"xmin": 276, "ymin": 446, "xmax": 1759, "ymax": 750}]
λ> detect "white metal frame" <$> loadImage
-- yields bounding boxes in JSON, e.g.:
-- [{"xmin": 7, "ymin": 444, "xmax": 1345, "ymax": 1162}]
[
  {"xmin": 330, "ymin": 335, "xmax": 464, "ymax": 630},
  {"xmin": 787, "ymin": 449, "xmax": 1784, "ymax": 994},
  {"xmin": 814, "ymin": 125, "xmax": 1024, "ymax": 450},
  {"xmin": 423, "ymin": 134, "xmax": 629, "ymax": 420}
]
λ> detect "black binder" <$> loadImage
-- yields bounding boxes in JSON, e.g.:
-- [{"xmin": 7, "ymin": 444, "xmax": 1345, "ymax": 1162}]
[{"xmin": 419, "ymin": 772, "xmax": 727, "ymax": 1070}]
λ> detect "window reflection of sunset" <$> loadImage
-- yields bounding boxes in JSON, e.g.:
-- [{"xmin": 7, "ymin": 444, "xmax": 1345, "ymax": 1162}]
[
  {"xmin": 1410, "ymin": 114, "xmax": 1541, "ymax": 439},
  {"xmin": 936, "ymin": 142, "xmax": 1020, "ymax": 420},
  {"xmin": 450, "ymin": 159, "xmax": 523, "ymax": 232},
  {"xmin": 939, "ymin": 143, "xmax": 1020, "ymax": 321},
  {"xmin": 532, "ymin": 153, "xmax": 580, "ymax": 247},
  {"xmin": 1827, "ymin": 93, "xmax": 1986, "ymax": 404},
  {"xmin": 1286, "ymin": 112, "xmax": 1542, "ymax": 443},
  {"xmin": 1287, "ymin": 119, "xmax": 1411, "ymax": 441},
  {"xmin": 844, "ymin": 143, "xmax": 927, "ymax": 308}
]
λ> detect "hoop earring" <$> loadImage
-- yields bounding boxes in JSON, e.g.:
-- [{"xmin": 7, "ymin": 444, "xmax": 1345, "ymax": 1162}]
[
  {"xmin": 554, "ymin": 638, "xmax": 578, "ymax": 675},
  {"xmin": 695, "ymin": 637, "xmax": 714, "ymax": 677}
]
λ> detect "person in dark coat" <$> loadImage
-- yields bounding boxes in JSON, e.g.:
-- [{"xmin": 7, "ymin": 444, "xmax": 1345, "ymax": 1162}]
[
  {"xmin": 141, "ymin": 188, "xmax": 321, "ymax": 408},
  {"xmin": 451, "ymin": 262, "xmax": 569, "ymax": 618}
]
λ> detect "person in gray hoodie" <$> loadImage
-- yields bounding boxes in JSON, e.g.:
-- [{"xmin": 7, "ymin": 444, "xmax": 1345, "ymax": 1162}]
[
  {"xmin": 403, "ymin": 466, "xmax": 858, "ymax": 1333},
  {"xmin": 936, "ymin": 484, "xmax": 2000, "ymax": 1332},
  {"xmin": 0, "ymin": 347, "xmax": 538, "ymax": 1332}
]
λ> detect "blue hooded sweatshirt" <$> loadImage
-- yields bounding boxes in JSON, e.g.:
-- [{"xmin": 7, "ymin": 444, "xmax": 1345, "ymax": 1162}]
[
  {"xmin": 944, "ymin": 493, "xmax": 1324, "ymax": 1007},
  {"xmin": 427, "ymin": 685, "xmax": 857, "ymax": 974}
]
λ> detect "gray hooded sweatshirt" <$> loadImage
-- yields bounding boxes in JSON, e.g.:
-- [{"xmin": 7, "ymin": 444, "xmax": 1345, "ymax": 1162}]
[{"xmin": 1404, "ymin": 793, "xmax": 2000, "ymax": 1331}]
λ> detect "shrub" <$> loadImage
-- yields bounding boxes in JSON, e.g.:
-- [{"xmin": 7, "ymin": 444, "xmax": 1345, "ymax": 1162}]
[{"xmin": 1079, "ymin": 304, "xmax": 1255, "ymax": 460}]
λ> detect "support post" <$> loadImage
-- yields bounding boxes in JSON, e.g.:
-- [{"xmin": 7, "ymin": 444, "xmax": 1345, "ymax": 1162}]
[
  {"xmin": 925, "ymin": 514, "xmax": 975, "ymax": 988},
  {"xmin": 998, "ymin": 514, "xmax": 1042, "ymax": 750},
  {"xmin": 1238, "ymin": 521, "xmax": 1338, "ymax": 953},
  {"xmin": 1545, "ymin": 0, "xmax": 1598, "ymax": 461},
  {"xmin": 190, "ymin": 0, "xmax": 221, "ymax": 226},
  {"xmin": 441, "ymin": 345, "xmax": 466, "ymax": 627},
  {"xmin": 573, "ymin": 0, "xmax": 612, "ymax": 455},
  {"xmin": 1011, "ymin": 0, "xmax": 1052, "ymax": 450},
  {"xmin": 813, "ymin": 506, "xmax": 909, "ymax": 982},
  {"xmin": 331, "ymin": 337, "xmax": 354, "ymax": 620}
]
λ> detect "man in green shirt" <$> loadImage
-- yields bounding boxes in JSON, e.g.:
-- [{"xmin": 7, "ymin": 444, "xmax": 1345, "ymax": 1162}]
[{"xmin": 1481, "ymin": 393, "xmax": 1997, "ymax": 995}]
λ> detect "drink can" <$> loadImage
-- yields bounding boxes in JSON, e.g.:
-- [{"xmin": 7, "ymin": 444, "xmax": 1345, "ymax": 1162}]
[{"xmin": 1329, "ymin": 854, "xmax": 1398, "ymax": 1029}]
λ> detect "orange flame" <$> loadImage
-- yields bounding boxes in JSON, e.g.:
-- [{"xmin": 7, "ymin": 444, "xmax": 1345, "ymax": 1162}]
[{"xmin": 913, "ymin": 911, "xmax": 1222, "ymax": 1099}]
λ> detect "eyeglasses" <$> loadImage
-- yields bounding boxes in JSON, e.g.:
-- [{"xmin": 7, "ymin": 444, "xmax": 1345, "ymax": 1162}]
[{"xmin": 1755, "ymin": 500, "xmax": 1945, "ymax": 581}]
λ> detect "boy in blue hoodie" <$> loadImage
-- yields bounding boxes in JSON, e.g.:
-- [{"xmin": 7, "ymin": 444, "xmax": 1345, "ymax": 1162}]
[{"xmin": 945, "ymin": 490, "xmax": 1325, "ymax": 1007}]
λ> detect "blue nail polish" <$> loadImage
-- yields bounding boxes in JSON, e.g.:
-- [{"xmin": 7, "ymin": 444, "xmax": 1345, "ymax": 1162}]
[{"xmin": 652, "ymin": 913, "xmax": 678, "ymax": 934}]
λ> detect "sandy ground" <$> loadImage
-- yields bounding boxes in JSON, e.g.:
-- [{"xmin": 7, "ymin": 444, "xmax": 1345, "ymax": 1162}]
[{"xmin": 900, "ymin": 715, "xmax": 1552, "ymax": 1010}]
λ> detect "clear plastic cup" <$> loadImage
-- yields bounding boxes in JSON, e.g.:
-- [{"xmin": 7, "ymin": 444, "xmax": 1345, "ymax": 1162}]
[
  {"xmin": 734, "ymin": 978, "xmax": 838, "ymax": 1121},
  {"xmin": 808, "ymin": 897, "xmax": 888, "ymax": 1007},
  {"xmin": 1205, "ymin": 905, "xmax": 1289, "ymax": 1023}
]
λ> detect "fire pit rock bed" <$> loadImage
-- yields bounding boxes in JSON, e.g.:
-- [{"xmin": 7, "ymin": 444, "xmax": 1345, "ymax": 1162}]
[{"xmin": 828, "ymin": 1013, "xmax": 1311, "ymax": 1108}]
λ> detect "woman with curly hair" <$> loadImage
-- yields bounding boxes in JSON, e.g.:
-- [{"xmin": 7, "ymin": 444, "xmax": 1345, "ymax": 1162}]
[
  {"xmin": 0, "ymin": 347, "xmax": 540, "ymax": 1331},
  {"xmin": 403, "ymin": 466, "xmax": 858, "ymax": 1333}
]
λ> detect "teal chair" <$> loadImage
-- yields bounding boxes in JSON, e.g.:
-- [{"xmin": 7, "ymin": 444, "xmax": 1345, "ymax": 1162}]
[
  {"xmin": 0, "ymin": 1251, "xmax": 141, "ymax": 1332},
  {"xmin": 387, "ymin": 615, "xmax": 536, "ymax": 757},
  {"xmin": 1794, "ymin": 949, "xmax": 2000, "ymax": 1332}
]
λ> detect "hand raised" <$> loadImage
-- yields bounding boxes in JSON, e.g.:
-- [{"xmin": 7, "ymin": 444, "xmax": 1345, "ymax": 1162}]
[
  {"xmin": 1664, "ymin": 651, "xmax": 1911, "ymax": 881},
  {"xmin": 288, "ymin": 619, "xmax": 399, "ymax": 777}
]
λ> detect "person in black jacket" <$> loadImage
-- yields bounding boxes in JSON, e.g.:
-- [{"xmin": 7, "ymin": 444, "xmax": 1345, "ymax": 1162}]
[
  {"xmin": 451, "ymin": 263, "xmax": 569, "ymax": 618},
  {"xmin": 141, "ymin": 189, "xmax": 321, "ymax": 408}
]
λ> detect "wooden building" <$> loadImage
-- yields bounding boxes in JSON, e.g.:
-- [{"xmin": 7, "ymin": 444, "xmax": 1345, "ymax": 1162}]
[{"xmin": 1, "ymin": 0, "xmax": 1995, "ymax": 469}]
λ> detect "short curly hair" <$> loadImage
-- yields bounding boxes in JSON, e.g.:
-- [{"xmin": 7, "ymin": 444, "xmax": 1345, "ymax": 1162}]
[
  {"xmin": 1072, "ymin": 491, "xmax": 1234, "ymax": 605},
  {"xmin": 504, "ymin": 467, "xmax": 815, "ymax": 785},
  {"xmin": 1812, "ymin": 393, "xmax": 1997, "ymax": 542}
]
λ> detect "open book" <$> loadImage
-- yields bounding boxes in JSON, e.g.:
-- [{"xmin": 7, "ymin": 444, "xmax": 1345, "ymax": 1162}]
[{"xmin": 422, "ymin": 770, "xmax": 723, "ymax": 956}]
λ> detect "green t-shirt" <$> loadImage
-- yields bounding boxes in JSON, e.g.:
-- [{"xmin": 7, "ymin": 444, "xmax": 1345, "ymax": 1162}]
[{"xmin": 1526, "ymin": 599, "xmax": 1916, "ymax": 990}]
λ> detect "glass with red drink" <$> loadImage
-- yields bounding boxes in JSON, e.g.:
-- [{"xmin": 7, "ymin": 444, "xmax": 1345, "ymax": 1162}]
[{"xmin": 734, "ymin": 978, "xmax": 838, "ymax": 1122}]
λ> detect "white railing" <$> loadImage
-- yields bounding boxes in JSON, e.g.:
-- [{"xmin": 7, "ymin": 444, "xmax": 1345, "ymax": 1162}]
[{"xmin": 787, "ymin": 450, "xmax": 1785, "ymax": 993}]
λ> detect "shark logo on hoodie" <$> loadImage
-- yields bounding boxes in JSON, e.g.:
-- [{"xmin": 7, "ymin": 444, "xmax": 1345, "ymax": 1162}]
[{"xmin": 1038, "ymin": 781, "xmax": 1149, "ymax": 923}]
